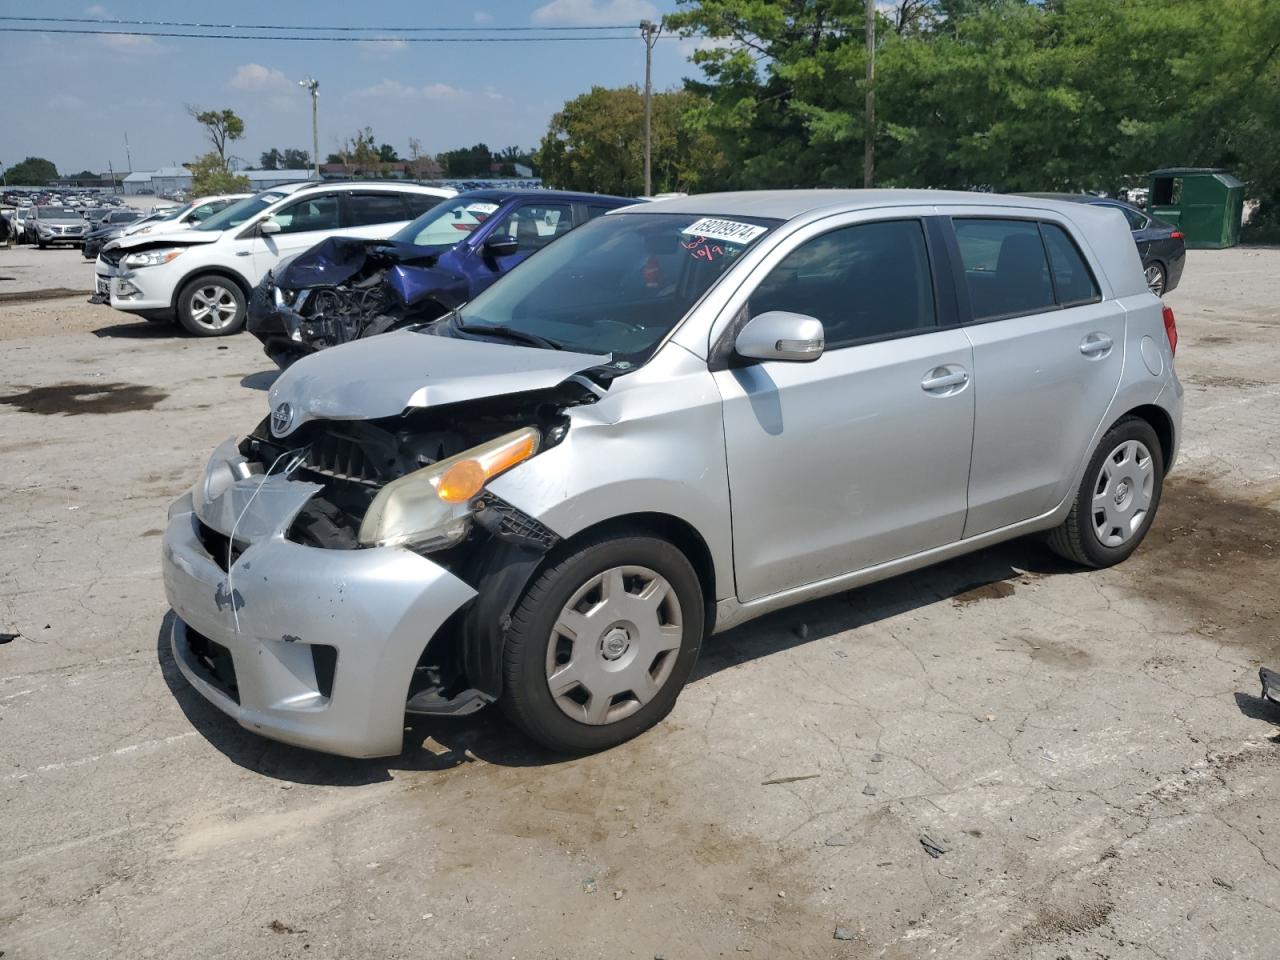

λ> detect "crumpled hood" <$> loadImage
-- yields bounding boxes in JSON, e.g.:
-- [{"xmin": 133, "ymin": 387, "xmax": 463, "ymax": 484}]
[
  {"xmin": 111, "ymin": 228, "xmax": 222, "ymax": 251},
  {"xmin": 275, "ymin": 236, "xmax": 455, "ymax": 290},
  {"xmin": 266, "ymin": 329, "xmax": 608, "ymax": 435}
]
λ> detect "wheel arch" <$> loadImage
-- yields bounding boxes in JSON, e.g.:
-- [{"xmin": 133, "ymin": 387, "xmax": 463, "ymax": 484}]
[
  {"xmin": 1117, "ymin": 403, "xmax": 1175, "ymax": 476},
  {"xmin": 455, "ymin": 510, "xmax": 719, "ymax": 701}
]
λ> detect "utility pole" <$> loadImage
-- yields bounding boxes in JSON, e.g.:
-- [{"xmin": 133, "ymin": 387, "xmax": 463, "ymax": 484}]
[
  {"xmin": 640, "ymin": 19, "xmax": 660, "ymax": 197},
  {"xmin": 300, "ymin": 76, "xmax": 320, "ymax": 179},
  {"xmin": 864, "ymin": 0, "xmax": 875, "ymax": 188},
  {"xmin": 124, "ymin": 131, "xmax": 133, "ymax": 173}
]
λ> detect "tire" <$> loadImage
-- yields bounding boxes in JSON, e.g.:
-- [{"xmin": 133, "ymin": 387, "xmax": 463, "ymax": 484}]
[
  {"xmin": 176, "ymin": 274, "xmax": 246, "ymax": 337},
  {"xmin": 501, "ymin": 530, "xmax": 705, "ymax": 753},
  {"xmin": 1144, "ymin": 260, "xmax": 1166, "ymax": 297},
  {"xmin": 1048, "ymin": 416, "xmax": 1164, "ymax": 568},
  {"xmin": 37, "ymin": 238, "xmax": 46, "ymax": 249}
]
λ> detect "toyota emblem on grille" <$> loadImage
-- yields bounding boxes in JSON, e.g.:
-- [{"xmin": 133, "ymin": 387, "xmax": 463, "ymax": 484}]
[{"xmin": 270, "ymin": 401, "xmax": 294, "ymax": 436}]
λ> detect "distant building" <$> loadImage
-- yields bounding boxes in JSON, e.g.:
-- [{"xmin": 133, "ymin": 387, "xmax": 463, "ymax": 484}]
[
  {"xmin": 151, "ymin": 166, "xmax": 194, "ymax": 196},
  {"xmin": 123, "ymin": 171, "xmax": 155, "ymax": 195},
  {"xmin": 244, "ymin": 168, "xmax": 315, "ymax": 190}
]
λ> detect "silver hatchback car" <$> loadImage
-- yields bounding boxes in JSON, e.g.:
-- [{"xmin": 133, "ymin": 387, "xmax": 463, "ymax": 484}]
[{"xmin": 162, "ymin": 190, "xmax": 1182, "ymax": 757}]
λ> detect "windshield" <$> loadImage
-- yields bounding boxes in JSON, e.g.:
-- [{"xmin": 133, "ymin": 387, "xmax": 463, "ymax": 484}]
[
  {"xmin": 392, "ymin": 196, "xmax": 503, "ymax": 247},
  {"xmin": 195, "ymin": 191, "xmax": 285, "ymax": 232},
  {"xmin": 38, "ymin": 207, "xmax": 79, "ymax": 219},
  {"xmin": 451, "ymin": 212, "xmax": 778, "ymax": 366}
]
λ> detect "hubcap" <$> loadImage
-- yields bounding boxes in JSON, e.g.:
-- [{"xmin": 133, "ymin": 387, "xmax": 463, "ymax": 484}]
[
  {"xmin": 1092, "ymin": 439, "xmax": 1154, "ymax": 548},
  {"xmin": 189, "ymin": 284, "xmax": 238, "ymax": 330},
  {"xmin": 545, "ymin": 565, "xmax": 683, "ymax": 725},
  {"xmin": 1145, "ymin": 264, "xmax": 1165, "ymax": 296}
]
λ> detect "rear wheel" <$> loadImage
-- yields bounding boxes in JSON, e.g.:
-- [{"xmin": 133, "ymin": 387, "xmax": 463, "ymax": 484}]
[
  {"xmin": 1144, "ymin": 261, "xmax": 1166, "ymax": 297},
  {"xmin": 176, "ymin": 275, "xmax": 246, "ymax": 336},
  {"xmin": 501, "ymin": 531, "xmax": 704, "ymax": 753},
  {"xmin": 1048, "ymin": 417, "xmax": 1164, "ymax": 568}
]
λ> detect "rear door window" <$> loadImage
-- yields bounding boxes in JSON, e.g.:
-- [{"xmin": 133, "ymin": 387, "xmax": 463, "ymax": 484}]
[
  {"xmin": 750, "ymin": 219, "xmax": 937, "ymax": 348},
  {"xmin": 953, "ymin": 218, "xmax": 1055, "ymax": 321},
  {"xmin": 1040, "ymin": 223, "xmax": 1101, "ymax": 306},
  {"xmin": 345, "ymin": 192, "xmax": 410, "ymax": 228}
]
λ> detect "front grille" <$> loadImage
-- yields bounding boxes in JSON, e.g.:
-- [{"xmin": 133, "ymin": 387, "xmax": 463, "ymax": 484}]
[
  {"xmin": 306, "ymin": 432, "xmax": 381, "ymax": 487},
  {"xmin": 185, "ymin": 628, "xmax": 240, "ymax": 704}
]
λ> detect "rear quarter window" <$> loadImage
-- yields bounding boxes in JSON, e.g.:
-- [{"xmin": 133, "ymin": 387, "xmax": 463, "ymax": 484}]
[{"xmin": 1040, "ymin": 223, "xmax": 1101, "ymax": 306}]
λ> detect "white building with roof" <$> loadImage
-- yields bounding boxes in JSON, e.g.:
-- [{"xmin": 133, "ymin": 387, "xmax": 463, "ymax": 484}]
[{"xmin": 122, "ymin": 171, "xmax": 155, "ymax": 195}]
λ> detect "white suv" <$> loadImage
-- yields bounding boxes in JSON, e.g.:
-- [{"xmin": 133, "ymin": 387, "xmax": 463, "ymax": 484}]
[{"xmin": 97, "ymin": 181, "xmax": 456, "ymax": 336}]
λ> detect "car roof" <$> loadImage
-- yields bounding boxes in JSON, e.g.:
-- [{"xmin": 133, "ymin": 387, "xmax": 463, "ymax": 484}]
[
  {"xmin": 451, "ymin": 189, "xmax": 635, "ymax": 205},
  {"xmin": 623, "ymin": 189, "xmax": 1113, "ymax": 221},
  {"xmin": 1017, "ymin": 192, "xmax": 1142, "ymax": 209},
  {"xmin": 282, "ymin": 180, "xmax": 455, "ymax": 197}
]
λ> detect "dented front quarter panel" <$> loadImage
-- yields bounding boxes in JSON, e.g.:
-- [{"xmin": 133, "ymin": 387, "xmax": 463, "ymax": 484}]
[{"xmin": 486, "ymin": 343, "xmax": 736, "ymax": 603}]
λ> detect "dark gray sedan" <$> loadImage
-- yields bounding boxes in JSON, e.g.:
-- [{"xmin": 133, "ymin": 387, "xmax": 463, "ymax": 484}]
[{"xmin": 1022, "ymin": 194, "xmax": 1186, "ymax": 296}]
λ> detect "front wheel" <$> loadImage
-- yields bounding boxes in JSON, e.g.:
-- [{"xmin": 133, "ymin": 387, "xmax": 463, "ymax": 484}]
[
  {"xmin": 1048, "ymin": 417, "xmax": 1164, "ymax": 568},
  {"xmin": 176, "ymin": 275, "xmax": 246, "ymax": 336},
  {"xmin": 501, "ymin": 531, "xmax": 704, "ymax": 753}
]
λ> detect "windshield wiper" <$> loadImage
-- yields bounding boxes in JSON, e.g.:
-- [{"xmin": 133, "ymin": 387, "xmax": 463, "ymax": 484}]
[{"xmin": 453, "ymin": 316, "xmax": 562, "ymax": 350}]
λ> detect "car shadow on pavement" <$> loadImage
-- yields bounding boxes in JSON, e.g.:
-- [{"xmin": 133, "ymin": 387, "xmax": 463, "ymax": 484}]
[
  {"xmin": 240, "ymin": 370, "xmax": 279, "ymax": 391},
  {"xmin": 157, "ymin": 537, "xmax": 1080, "ymax": 785},
  {"xmin": 1233, "ymin": 691, "xmax": 1280, "ymax": 739},
  {"xmin": 92, "ymin": 320, "xmax": 177, "ymax": 339}
]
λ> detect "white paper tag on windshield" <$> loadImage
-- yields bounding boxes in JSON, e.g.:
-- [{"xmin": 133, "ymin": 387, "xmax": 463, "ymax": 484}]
[{"xmin": 681, "ymin": 217, "xmax": 767, "ymax": 245}]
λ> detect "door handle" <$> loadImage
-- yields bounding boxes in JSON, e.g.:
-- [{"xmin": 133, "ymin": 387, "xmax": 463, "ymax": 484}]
[
  {"xmin": 235, "ymin": 250, "xmax": 252, "ymax": 257},
  {"xmin": 1079, "ymin": 333, "xmax": 1113, "ymax": 357},
  {"xmin": 921, "ymin": 370, "xmax": 969, "ymax": 392}
]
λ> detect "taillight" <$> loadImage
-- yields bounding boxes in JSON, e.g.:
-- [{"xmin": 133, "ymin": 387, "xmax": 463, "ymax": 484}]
[
  {"xmin": 1162, "ymin": 305, "xmax": 1178, "ymax": 356},
  {"xmin": 1170, "ymin": 230, "xmax": 1184, "ymax": 241}
]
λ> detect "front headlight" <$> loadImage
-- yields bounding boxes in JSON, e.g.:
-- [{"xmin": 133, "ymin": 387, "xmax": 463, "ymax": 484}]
[
  {"xmin": 358, "ymin": 427, "xmax": 540, "ymax": 551},
  {"xmin": 122, "ymin": 248, "xmax": 184, "ymax": 268}
]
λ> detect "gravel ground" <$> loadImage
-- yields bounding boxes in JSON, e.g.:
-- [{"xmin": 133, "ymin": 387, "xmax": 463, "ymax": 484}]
[{"xmin": 0, "ymin": 249, "xmax": 1278, "ymax": 960}]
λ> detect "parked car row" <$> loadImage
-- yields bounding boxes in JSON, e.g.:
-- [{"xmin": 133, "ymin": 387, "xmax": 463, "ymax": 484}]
[{"xmin": 155, "ymin": 188, "xmax": 1184, "ymax": 759}]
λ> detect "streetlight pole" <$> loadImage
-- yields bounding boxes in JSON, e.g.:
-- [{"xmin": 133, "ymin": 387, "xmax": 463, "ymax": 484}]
[
  {"xmin": 640, "ymin": 20, "xmax": 660, "ymax": 197},
  {"xmin": 864, "ymin": 0, "xmax": 875, "ymax": 188},
  {"xmin": 300, "ymin": 77, "xmax": 320, "ymax": 179}
]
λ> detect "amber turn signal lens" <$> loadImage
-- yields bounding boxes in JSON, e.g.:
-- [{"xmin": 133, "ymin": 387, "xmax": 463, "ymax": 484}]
[{"xmin": 436, "ymin": 459, "xmax": 486, "ymax": 503}]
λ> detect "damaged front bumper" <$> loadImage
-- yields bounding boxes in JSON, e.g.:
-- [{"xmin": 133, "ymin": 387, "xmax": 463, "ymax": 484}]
[
  {"xmin": 246, "ymin": 279, "xmax": 312, "ymax": 368},
  {"xmin": 161, "ymin": 439, "xmax": 479, "ymax": 758}
]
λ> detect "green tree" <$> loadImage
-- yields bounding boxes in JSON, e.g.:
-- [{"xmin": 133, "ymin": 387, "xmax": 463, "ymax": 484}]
[
  {"xmin": 259, "ymin": 148, "xmax": 283, "ymax": 170},
  {"xmin": 438, "ymin": 143, "xmax": 494, "ymax": 178},
  {"xmin": 187, "ymin": 107, "xmax": 245, "ymax": 169},
  {"xmin": 187, "ymin": 152, "xmax": 250, "ymax": 194},
  {"xmin": 282, "ymin": 148, "xmax": 311, "ymax": 169},
  {"xmin": 378, "ymin": 143, "xmax": 399, "ymax": 163},
  {"xmin": 4, "ymin": 156, "xmax": 58, "ymax": 185},
  {"xmin": 537, "ymin": 86, "xmax": 723, "ymax": 195}
]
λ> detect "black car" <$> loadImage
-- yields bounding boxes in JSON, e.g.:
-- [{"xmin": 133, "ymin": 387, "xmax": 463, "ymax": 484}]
[
  {"xmin": 1021, "ymin": 194, "xmax": 1185, "ymax": 296},
  {"xmin": 248, "ymin": 189, "xmax": 637, "ymax": 368},
  {"xmin": 82, "ymin": 209, "xmax": 144, "ymax": 260}
]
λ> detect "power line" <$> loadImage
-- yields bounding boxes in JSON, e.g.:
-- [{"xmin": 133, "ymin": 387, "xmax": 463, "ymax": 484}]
[
  {"xmin": 0, "ymin": 14, "xmax": 638, "ymax": 32},
  {"xmin": 0, "ymin": 26, "xmax": 663, "ymax": 42}
]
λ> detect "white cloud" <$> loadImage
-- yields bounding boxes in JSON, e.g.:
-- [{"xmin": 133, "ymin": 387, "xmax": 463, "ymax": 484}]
[
  {"xmin": 347, "ymin": 80, "xmax": 466, "ymax": 101},
  {"xmin": 531, "ymin": 0, "xmax": 657, "ymax": 27},
  {"xmin": 84, "ymin": 4, "xmax": 109, "ymax": 15},
  {"xmin": 82, "ymin": 4, "xmax": 164, "ymax": 51},
  {"xmin": 357, "ymin": 37, "xmax": 408, "ymax": 58},
  {"xmin": 474, "ymin": 11, "xmax": 493, "ymax": 24},
  {"xmin": 229, "ymin": 63, "xmax": 292, "ymax": 92},
  {"xmin": 678, "ymin": 34, "xmax": 735, "ymax": 58}
]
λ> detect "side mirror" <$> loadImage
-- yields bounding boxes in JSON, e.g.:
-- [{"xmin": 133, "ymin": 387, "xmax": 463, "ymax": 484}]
[
  {"xmin": 258, "ymin": 218, "xmax": 281, "ymax": 236},
  {"xmin": 484, "ymin": 234, "xmax": 519, "ymax": 257},
  {"xmin": 735, "ymin": 311, "xmax": 825, "ymax": 363}
]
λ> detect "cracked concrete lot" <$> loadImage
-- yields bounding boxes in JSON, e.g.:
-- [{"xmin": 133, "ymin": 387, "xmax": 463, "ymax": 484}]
[{"xmin": 1, "ymin": 247, "xmax": 1278, "ymax": 959}]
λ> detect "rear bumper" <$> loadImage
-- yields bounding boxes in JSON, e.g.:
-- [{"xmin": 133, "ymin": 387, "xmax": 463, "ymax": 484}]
[{"xmin": 162, "ymin": 452, "xmax": 478, "ymax": 758}]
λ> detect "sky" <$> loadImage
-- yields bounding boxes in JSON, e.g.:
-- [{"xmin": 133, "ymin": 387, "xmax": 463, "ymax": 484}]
[{"xmin": 1, "ymin": 0, "xmax": 704, "ymax": 175}]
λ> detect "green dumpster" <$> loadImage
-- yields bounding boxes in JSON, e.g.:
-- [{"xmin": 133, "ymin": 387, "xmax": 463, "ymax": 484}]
[{"xmin": 1147, "ymin": 167, "xmax": 1244, "ymax": 249}]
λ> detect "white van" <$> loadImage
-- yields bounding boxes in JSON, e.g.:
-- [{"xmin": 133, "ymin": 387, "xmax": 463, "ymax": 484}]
[{"xmin": 97, "ymin": 181, "xmax": 456, "ymax": 335}]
